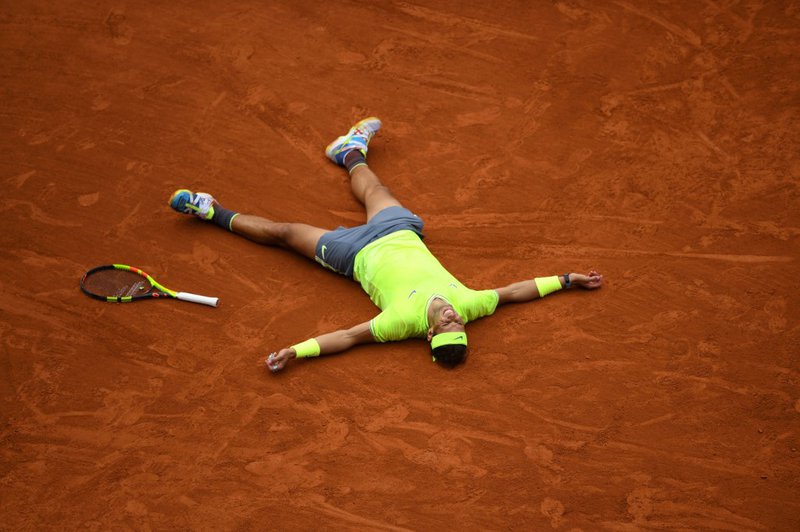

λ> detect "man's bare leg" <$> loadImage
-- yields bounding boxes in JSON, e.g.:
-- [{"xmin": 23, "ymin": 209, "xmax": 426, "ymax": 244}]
[
  {"xmin": 169, "ymin": 189, "xmax": 326, "ymax": 261},
  {"xmin": 325, "ymin": 117, "xmax": 404, "ymax": 222},
  {"xmin": 348, "ymin": 164, "xmax": 403, "ymax": 222},
  {"xmin": 230, "ymin": 215, "xmax": 325, "ymax": 261}
]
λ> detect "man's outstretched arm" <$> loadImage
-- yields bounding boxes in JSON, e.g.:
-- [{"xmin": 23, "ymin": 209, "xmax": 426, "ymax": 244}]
[
  {"xmin": 265, "ymin": 320, "xmax": 374, "ymax": 373},
  {"xmin": 495, "ymin": 270, "xmax": 603, "ymax": 305}
]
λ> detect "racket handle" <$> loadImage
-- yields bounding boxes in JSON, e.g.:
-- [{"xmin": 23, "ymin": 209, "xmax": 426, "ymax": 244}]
[{"xmin": 176, "ymin": 292, "xmax": 219, "ymax": 307}]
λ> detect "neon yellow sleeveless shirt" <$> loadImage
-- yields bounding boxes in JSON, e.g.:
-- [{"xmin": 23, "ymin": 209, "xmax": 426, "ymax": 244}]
[{"xmin": 353, "ymin": 230, "xmax": 499, "ymax": 342}]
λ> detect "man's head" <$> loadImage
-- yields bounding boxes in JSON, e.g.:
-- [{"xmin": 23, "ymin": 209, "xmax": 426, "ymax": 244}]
[
  {"xmin": 427, "ymin": 300, "xmax": 468, "ymax": 366},
  {"xmin": 431, "ymin": 334, "xmax": 467, "ymax": 366}
]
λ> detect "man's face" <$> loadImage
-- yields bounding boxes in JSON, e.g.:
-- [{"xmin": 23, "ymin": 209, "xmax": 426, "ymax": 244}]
[{"xmin": 433, "ymin": 303, "xmax": 465, "ymax": 334}]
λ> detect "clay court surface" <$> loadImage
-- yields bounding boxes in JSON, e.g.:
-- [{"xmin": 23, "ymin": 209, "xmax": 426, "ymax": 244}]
[{"xmin": 2, "ymin": 1, "xmax": 799, "ymax": 529}]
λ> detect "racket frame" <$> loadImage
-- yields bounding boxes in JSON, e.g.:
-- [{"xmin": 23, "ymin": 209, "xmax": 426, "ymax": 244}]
[{"xmin": 80, "ymin": 264, "xmax": 218, "ymax": 306}]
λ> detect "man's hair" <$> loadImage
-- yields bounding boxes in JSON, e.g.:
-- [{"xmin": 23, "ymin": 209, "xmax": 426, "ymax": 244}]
[{"xmin": 432, "ymin": 344, "xmax": 467, "ymax": 367}]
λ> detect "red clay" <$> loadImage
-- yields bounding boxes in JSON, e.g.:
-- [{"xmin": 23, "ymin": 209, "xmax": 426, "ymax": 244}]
[{"xmin": 2, "ymin": 1, "xmax": 799, "ymax": 530}]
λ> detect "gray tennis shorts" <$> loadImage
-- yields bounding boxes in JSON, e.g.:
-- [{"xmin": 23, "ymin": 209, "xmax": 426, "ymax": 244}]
[{"xmin": 315, "ymin": 206, "xmax": 424, "ymax": 278}]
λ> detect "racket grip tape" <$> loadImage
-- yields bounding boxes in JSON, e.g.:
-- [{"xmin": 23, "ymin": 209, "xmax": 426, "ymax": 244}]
[{"xmin": 176, "ymin": 292, "xmax": 219, "ymax": 307}]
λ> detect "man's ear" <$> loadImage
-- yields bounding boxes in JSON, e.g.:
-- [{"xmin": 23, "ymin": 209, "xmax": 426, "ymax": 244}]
[{"xmin": 426, "ymin": 327, "xmax": 434, "ymax": 342}]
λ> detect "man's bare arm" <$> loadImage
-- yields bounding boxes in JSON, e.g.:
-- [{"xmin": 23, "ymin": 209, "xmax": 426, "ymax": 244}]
[
  {"xmin": 495, "ymin": 270, "xmax": 603, "ymax": 306},
  {"xmin": 265, "ymin": 320, "xmax": 374, "ymax": 373}
]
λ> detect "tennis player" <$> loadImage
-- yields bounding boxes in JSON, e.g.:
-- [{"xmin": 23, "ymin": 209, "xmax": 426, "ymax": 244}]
[{"xmin": 169, "ymin": 118, "xmax": 603, "ymax": 372}]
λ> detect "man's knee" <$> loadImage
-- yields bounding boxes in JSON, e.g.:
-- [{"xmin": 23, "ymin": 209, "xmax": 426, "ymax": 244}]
[{"xmin": 366, "ymin": 184, "xmax": 396, "ymax": 203}]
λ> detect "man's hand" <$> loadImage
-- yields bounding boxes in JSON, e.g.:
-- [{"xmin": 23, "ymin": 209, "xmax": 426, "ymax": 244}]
[
  {"xmin": 265, "ymin": 348, "xmax": 296, "ymax": 373},
  {"xmin": 570, "ymin": 270, "xmax": 604, "ymax": 289}
]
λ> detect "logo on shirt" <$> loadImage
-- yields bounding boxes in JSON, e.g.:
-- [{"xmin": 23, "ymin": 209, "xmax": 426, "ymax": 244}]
[{"xmin": 407, "ymin": 290, "xmax": 417, "ymax": 299}]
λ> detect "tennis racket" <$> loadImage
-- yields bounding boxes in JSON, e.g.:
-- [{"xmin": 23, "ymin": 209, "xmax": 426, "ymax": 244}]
[{"xmin": 80, "ymin": 264, "xmax": 219, "ymax": 307}]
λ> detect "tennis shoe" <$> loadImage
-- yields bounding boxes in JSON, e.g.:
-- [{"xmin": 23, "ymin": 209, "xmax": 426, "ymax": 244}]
[
  {"xmin": 169, "ymin": 189, "xmax": 215, "ymax": 220},
  {"xmin": 325, "ymin": 117, "xmax": 382, "ymax": 166}
]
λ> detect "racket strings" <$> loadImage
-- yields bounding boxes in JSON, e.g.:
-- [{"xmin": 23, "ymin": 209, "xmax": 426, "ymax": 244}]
[{"xmin": 82, "ymin": 270, "xmax": 151, "ymax": 298}]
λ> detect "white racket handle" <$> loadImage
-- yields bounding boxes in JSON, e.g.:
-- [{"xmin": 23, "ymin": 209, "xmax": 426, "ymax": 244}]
[{"xmin": 176, "ymin": 292, "xmax": 219, "ymax": 307}]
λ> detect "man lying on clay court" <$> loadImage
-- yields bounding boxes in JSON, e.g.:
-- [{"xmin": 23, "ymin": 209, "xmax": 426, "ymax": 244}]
[{"xmin": 169, "ymin": 117, "xmax": 604, "ymax": 372}]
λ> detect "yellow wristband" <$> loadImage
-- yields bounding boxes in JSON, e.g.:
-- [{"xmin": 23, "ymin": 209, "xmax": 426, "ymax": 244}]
[
  {"xmin": 292, "ymin": 338, "xmax": 321, "ymax": 358},
  {"xmin": 534, "ymin": 276, "xmax": 562, "ymax": 297}
]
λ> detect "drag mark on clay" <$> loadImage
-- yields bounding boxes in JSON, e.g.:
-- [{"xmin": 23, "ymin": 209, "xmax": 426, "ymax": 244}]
[
  {"xmin": 424, "ymin": 212, "xmax": 665, "ymax": 228},
  {"xmin": 6, "ymin": 169, "xmax": 36, "ymax": 188},
  {"xmin": 617, "ymin": 485, "xmax": 768, "ymax": 531},
  {"xmin": 606, "ymin": 440, "xmax": 753, "ymax": 475},
  {"xmin": 705, "ymin": 0, "xmax": 761, "ymax": 44},
  {"xmin": 209, "ymin": 91, "xmax": 227, "ymax": 110},
  {"xmin": 652, "ymin": 371, "xmax": 793, "ymax": 402},
  {"xmin": 394, "ymin": 2, "xmax": 540, "ymax": 43},
  {"xmin": 695, "ymin": 130, "xmax": 732, "ymax": 162},
  {"xmin": 376, "ymin": 27, "xmax": 505, "ymax": 65},
  {"xmin": 129, "ymin": 357, "xmax": 189, "ymax": 377},
  {"xmin": 386, "ymin": 419, "xmax": 520, "ymax": 448},
  {"xmin": 1, "ymin": 200, "xmax": 81, "ymax": 227},
  {"xmin": 535, "ymin": 245, "xmax": 794, "ymax": 264},
  {"xmin": 245, "ymin": 87, "xmax": 320, "ymax": 161},
  {"xmin": 665, "ymin": 251, "xmax": 794, "ymax": 263},
  {"xmin": 11, "ymin": 248, "xmax": 74, "ymax": 269},
  {"xmin": 307, "ymin": 498, "xmax": 414, "ymax": 532},
  {"xmin": 394, "ymin": 74, "xmax": 500, "ymax": 105},
  {"xmin": 719, "ymin": 76, "xmax": 741, "ymax": 100},
  {"xmin": 209, "ymin": 395, "xmax": 265, "ymax": 461},
  {"xmin": 618, "ymin": 80, "xmax": 689, "ymax": 97},
  {"xmin": 634, "ymin": 413, "xmax": 675, "ymax": 427},
  {"xmin": 357, "ymin": 429, "xmax": 486, "ymax": 477},
  {"xmin": 103, "ymin": 200, "xmax": 142, "ymax": 239},
  {"xmin": 516, "ymin": 403, "xmax": 604, "ymax": 434},
  {"xmin": 612, "ymin": 1, "xmax": 703, "ymax": 49}
]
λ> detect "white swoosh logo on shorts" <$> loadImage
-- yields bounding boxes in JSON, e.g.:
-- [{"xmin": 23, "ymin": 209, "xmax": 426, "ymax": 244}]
[{"xmin": 321, "ymin": 245, "xmax": 327, "ymax": 259}]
